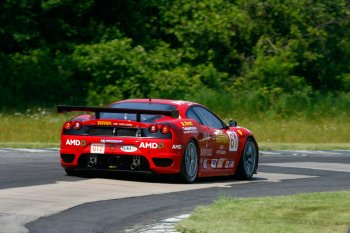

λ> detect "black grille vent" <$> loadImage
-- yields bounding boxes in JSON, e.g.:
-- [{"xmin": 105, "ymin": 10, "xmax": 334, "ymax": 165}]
[
  {"xmin": 61, "ymin": 154, "xmax": 75, "ymax": 163},
  {"xmin": 152, "ymin": 158, "xmax": 173, "ymax": 167},
  {"xmin": 88, "ymin": 127, "xmax": 138, "ymax": 136},
  {"xmin": 77, "ymin": 154, "xmax": 150, "ymax": 171}
]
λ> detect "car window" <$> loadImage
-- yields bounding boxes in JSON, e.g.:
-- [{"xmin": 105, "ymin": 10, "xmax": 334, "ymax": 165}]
[
  {"xmin": 191, "ymin": 106, "xmax": 225, "ymax": 129},
  {"xmin": 186, "ymin": 108, "xmax": 202, "ymax": 124},
  {"xmin": 100, "ymin": 102, "xmax": 176, "ymax": 122}
]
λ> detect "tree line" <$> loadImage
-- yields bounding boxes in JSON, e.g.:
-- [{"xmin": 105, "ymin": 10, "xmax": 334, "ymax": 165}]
[{"xmin": 1, "ymin": 0, "xmax": 349, "ymax": 114}]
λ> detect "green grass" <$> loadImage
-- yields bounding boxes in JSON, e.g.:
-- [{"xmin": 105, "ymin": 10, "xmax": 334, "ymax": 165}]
[
  {"xmin": 0, "ymin": 110, "xmax": 349, "ymax": 149},
  {"xmin": 238, "ymin": 115, "xmax": 350, "ymax": 144},
  {"xmin": 0, "ymin": 110, "xmax": 70, "ymax": 147},
  {"xmin": 237, "ymin": 114, "xmax": 350, "ymax": 150},
  {"xmin": 176, "ymin": 191, "xmax": 350, "ymax": 233},
  {"xmin": 258, "ymin": 142, "xmax": 350, "ymax": 150}
]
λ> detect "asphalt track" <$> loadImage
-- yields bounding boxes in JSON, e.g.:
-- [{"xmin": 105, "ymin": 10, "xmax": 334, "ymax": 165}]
[{"xmin": 0, "ymin": 149, "xmax": 349, "ymax": 233}]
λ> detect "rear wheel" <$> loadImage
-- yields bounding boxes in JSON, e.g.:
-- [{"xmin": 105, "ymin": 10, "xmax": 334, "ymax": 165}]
[
  {"xmin": 180, "ymin": 140, "xmax": 198, "ymax": 183},
  {"xmin": 235, "ymin": 137, "xmax": 257, "ymax": 180}
]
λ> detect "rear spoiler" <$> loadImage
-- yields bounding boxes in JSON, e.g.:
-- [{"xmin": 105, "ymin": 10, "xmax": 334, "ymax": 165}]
[{"xmin": 57, "ymin": 105, "xmax": 179, "ymax": 122}]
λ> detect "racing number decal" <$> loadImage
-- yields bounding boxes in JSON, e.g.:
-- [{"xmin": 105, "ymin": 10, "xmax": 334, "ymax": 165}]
[{"xmin": 227, "ymin": 131, "xmax": 238, "ymax": 152}]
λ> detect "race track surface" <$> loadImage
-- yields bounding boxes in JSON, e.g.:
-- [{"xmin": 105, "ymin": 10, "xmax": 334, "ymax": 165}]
[{"xmin": 0, "ymin": 149, "xmax": 349, "ymax": 233}]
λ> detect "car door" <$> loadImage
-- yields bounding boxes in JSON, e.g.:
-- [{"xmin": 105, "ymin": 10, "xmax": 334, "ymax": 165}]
[
  {"xmin": 186, "ymin": 106, "xmax": 215, "ymax": 158},
  {"xmin": 186, "ymin": 106, "xmax": 231, "ymax": 171}
]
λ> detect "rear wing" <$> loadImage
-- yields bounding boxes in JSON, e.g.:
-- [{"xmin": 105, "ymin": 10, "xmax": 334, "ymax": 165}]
[{"xmin": 57, "ymin": 105, "xmax": 179, "ymax": 122}]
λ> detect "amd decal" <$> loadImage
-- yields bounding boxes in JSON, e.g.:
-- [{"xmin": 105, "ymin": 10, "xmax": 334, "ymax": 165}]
[
  {"xmin": 66, "ymin": 139, "xmax": 86, "ymax": 146},
  {"xmin": 172, "ymin": 144, "xmax": 183, "ymax": 150},
  {"xmin": 139, "ymin": 142, "xmax": 164, "ymax": 149}
]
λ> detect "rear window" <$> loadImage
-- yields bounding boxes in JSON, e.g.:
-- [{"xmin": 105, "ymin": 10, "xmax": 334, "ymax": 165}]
[{"xmin": 100, "ymin": 102, "xmax": 176, "ymax": 122}]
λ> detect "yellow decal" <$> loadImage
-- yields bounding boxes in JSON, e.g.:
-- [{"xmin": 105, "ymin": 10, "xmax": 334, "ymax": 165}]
[
  {"xmin": 215, "ymin": 134, "xmax": 229, "ymax": 143},
  {"xmin": 237, "ymin": 130, "xmax": 243, "ymax": 135},
  {"xmin": 181, "ymin": 121, "xmax": 193, "ymax": 127},
  {"xmin": 97, "ymin": 121, "xmax": 112, "ymax": 126}
]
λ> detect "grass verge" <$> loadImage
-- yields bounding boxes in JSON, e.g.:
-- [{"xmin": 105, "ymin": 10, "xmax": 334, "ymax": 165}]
[
  {"xmin": 259, "ymin": 142, "xmax": 350, "ymax": 150},
  {"xmin": 0, "ymin": 111, "xmax": 70, "ymax": 147},
  {"xmin": 0, "ymin": 111, "xmax": 349, "ymax": 149},
  {"xmin": 176, "ymin": 191, "xmax": 350, "ymax": 233},
  {"xmin": 0, "ymin": 142, "xmax": 60, "ymax": 149}
]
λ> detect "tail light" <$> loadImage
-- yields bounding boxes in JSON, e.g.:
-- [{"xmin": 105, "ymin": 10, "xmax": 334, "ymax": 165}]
[
  {"xmin": 73, "ymin": 121, "xmax": 82, "ymax": 130},
  {"xmin": 64, "ymin": 121, "xmax": 73, "ymax": 130},
  {"xmin": 148, "ymin": 124, "xmax": 158, "ymax": 133},
  {"xmin": 160, "ymin": 125, "xmax": 170, "ymax": 134}
]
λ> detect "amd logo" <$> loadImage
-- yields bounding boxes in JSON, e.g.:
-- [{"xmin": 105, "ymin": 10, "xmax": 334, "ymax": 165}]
[
  {"xmin": 66, "ymin": 139, "xmax": 86, "ymax": 146},
  {"xmin": 139, "ymin": 142, "xmax": 164, "ymax": 149},
  {"xmin": 172, "ymin": 144, "xmax": 182, "ymax": 150}
]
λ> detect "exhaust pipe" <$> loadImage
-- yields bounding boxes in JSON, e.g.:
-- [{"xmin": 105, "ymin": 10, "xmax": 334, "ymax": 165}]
[
  {"xmin": 130, "ymin": 163, "xmax": 137, "ymax": 170},
  {"xmin": 88, "ymin": 154, "xmax": 97, "ymax": 168},
  {"xmin": 130, "ymin": 156, "xmax": 141, "ymax": 170}
]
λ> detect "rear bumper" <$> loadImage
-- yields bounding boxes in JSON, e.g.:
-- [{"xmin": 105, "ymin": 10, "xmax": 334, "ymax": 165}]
[{"xmin": 60, "ymin": 136, "xmax": 184, "ymax": 174}]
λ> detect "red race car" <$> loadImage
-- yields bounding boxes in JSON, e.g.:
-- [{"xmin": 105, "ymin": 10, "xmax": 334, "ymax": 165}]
[{"xmin": 58, "ymin": 99, "xmax": 258, "ymax": 183}]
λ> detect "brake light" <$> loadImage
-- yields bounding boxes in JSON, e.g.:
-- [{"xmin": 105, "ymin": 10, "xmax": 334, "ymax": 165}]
[
  {"xmin": 148, "ymin": 124, "xmax": 158, "ymax": 133},
  {"xmin": 64, "ymin": 121, "xmax": 73, "ymax": 130},
  {"xmin": 73, "ymin": 121, "xmax": 82, "ymax": 130},
  {"xmin": 160, "ymin": 125, "xmax": 170, "ymax": 134}
]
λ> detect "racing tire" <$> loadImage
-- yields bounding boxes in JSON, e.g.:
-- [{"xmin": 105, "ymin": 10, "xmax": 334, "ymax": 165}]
[
  {"xmin": 235, "ymin": 137, "xmax": 258, "ymax": 180},
  {"xmin": 180, "ymin": 140, "xmax": 199, "ymax": 183}
]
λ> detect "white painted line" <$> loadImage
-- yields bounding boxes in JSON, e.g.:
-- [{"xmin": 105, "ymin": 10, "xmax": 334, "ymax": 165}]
[
  {"xmin": 260, "ymin": 151, "xmax": 282, "ymax": 155},
  {"xmin": 10, "ymin": 149, "xmax": 51, "ymax": 153},
  {"xmin": 262, "ymin": 162, "xmax": 350, "ymax": 173},
  {"xmin": 0, "ymin": 148, "xmax": 59, "ymax": 153},
  {"xmin": 261, "ymin": 150, "xmax": 350, "ymax": 156},
  {"xmin": 126, "ymin": 214, "xmax": 190, "ymax": 233}
]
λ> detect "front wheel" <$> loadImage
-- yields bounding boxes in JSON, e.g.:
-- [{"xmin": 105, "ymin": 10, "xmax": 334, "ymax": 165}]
[
  {"xmin": 235, "ymin": 137, "xmax": 258, "ymax": 180},
  {"xmin": 179, "ymin": 140, "xmax": 198, "ymax": 183}
]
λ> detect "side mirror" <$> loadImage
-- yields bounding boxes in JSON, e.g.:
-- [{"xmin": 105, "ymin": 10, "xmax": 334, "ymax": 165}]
[{"xmin": 228, "ymin": 120, "xmax": 237, "ymax": 127}]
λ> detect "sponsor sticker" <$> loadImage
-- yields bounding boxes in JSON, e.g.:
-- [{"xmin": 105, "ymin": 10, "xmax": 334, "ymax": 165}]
[
  {"xmin": 227, "ymin": 131, "xmax": 238, "ymax": 152},
  {"xmin": 203, "ymin": 159, "xmax": 209, "ymax": 169},
  {"xmin": 237, "ymin": 129, "xmax": 243, "ymax": 135},
  {"xmin": 181, "ymin": 121, "xmax": 193, "ymax": 127},
  {"xmin": 183, "ymin": 126, "xmax": 198, "ymax": 134},
  {"xmin": 139, "ymin": 142, "xmax": 164, "ymax": 149},
  {"xmin": 101, "ymin": 139, "xmax": 123, "ymax": 144},
  {"xmin": 202, "ymin": 133, "xmax": 211, "ymax": 141},
  {"xmin": 91, "ymin": 143, "xmax": 105, "ymax": 154},
  {"xmin": 216, "ymin": 150, "xmax": 226, "ymax": 155},
  {"xmin": 215, "ymin": 134, "xmax": 229, "ymax": 143},
  {"xmin": 217, "ymin": 158, "xmax": 225, "ymax": 168},
  {"xmin": 172, "ymin": 144, "xmax": 183, "ymax": 150},
  {"xmin": 224, "ymin": 160, "xmax": 234, "ymax": 168},
  {"xmin": 200, "ymin": 148, "xmax": 213, "ymax": 156},
  {"xmin": 97, "ymin": 121, "xmax": 112, "ymax": 126},
  {"xmin": 211, "ymin": 159, "xmax": 217, "ymax": 168},
  {"xmin": 120, "ymin": 145, "xmax": 137, "ymax": 152},
  {"xmin": 66, "ymin": 139, "xmax": 86, "ymax": 146},
  {"xmin": 112, "ymin": 122, "xmax": 133, "ymax": 127},
  {"xmin": 229, "ymin": 160, "xmax": 234, "ymax": 168}
]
